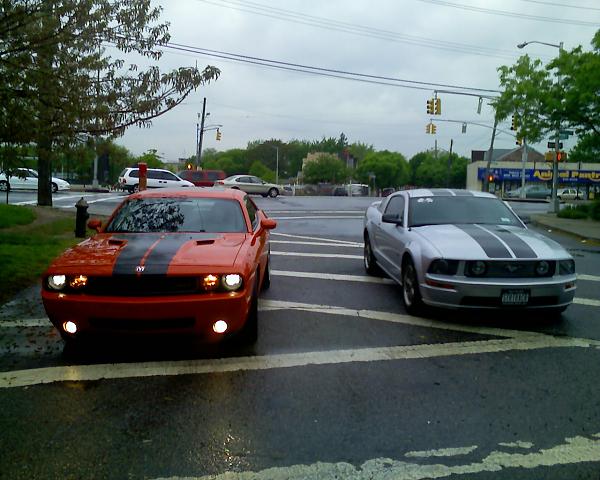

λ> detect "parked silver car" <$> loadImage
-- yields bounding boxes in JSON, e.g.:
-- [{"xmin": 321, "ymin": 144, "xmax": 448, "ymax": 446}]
[
  {"xmin": 215, "ymin": 175, "xmax": 280, "ymax": 198},
  {"xmin": 363, "ymin": 189, "xmax": 576, "ymax": 315}
]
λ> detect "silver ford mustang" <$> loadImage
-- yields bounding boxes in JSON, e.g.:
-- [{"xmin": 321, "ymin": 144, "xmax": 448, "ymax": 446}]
[{"xmin": 363, "ymin": 189, "xmax": 576, "ymax": 315}]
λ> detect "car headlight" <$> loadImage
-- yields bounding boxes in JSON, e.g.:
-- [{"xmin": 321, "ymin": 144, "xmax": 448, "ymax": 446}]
[
  {"xmin": 48, "ymin": 274, "xmax": 67, "ymax": 290},
  {"xmin": 467, "ymin": 261, "xmax": 487, "ymax": 277},
  {"xmin": 535, "ymin": 260, "xmax": 551, "ymax": 276},
  {"xmin": 559, "ymin": 259, "xmax": 575, "ymax": 275},
  {"xmin": 428, "ymin": 259, "xmax": 459, "ymax": 275},
  {"xmin": 222, "ymin": 274, "xmax": 243, "ymax": 291}
]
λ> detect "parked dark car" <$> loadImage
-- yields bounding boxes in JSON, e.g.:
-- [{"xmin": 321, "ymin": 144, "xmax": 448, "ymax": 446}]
[
  {"xmin": 505, "ymin": 185, "xmax": 552, "ymax": 200},
  {"xmin": 177, "ymin": 169, "xmax": 226, "ymax": 187}
]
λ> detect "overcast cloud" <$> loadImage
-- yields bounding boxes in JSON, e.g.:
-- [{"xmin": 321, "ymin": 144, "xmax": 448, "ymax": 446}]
[{"xmin": 116, "ymin": 0, "xmax": 600, "ymax": 163}]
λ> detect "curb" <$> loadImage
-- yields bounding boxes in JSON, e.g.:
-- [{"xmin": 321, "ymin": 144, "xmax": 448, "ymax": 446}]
[{"xmin": 530, "ymin": 218, "xmax": 600, "ymax": 243}]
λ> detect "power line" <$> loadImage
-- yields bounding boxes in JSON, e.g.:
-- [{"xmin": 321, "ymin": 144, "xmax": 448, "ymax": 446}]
[
  {"xmin": 167, "ymin": 42, "xmax": 501, "ymax": 94},
  {"xmin": 415, "ymin": 0, "xmax": 600, "ymax": 27},
  {"xmin": 195, "ymin": 0, "xmax": 534, "ymax": 61},
  {"xmin": 517, "ymin": 0, "xmax": 600, "ymax": 12}
]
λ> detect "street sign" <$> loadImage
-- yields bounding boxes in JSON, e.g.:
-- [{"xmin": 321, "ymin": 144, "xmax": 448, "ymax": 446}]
[
  {"xmin": 547, "ymin": 141, "xmax": 563, "ymax": 149},
  {"xmin": 560, "ymin": 129, "xmax": 574, "ymax": 136},
  {"xmin": 559, "ymin": 133, "xmax": 569, "ymax": 140}
]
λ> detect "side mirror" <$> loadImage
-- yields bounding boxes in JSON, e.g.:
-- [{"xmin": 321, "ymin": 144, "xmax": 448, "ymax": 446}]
[
  {"xmin": 87, "ymin": 219, "xmax": 102, "ymax": 232},
  {"xmin": 261, "ymin": 218, "xmax": 277, "ymax": 230},
  {"xmin": 519, "ymin": 215, "xmax": 531, "ymax": 225},
  {"xmin": 382, "ymin": 213, "xmax": 402, "ymax": 225}
]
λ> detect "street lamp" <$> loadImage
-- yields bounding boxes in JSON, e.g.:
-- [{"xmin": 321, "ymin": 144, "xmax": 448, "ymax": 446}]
[
  {"xmin": 517, "ymin": 40, "xmax": 564, "ymax": 214},
  {"xmin": 270, "ymin": 146, "xmax": 279, "ymax": 185}
]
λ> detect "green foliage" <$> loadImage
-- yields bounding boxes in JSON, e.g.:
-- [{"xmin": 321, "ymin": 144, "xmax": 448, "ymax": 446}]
[
  {"xmin": 590, "ymin": 200, "xmax": 600, "ymax": 221},
  {"xmin": 0, "ymin": 205, "xmax": 36, "ymax": 228},
  {"xmin": 356, "ymin": 150, "xmax": 408, "ymax": 189},
  {"xmin": 569, "ymin": 133, "xmax": 600, "ymax": 164},
  {"xmin": 135, "ymin": 149, "xmax": 164, "ymax": 169},
  {"xmin": 249, "ymin": 161, "xmax": 275, "ymax": 183},
  {"xmin": 302, "ymin": 153, "xmax": 348, "ymax": 184},
  {"xmin": 557, "ymin": 204, "xmax": 590, "ymax": 219},
  {"xmin": 408, "ymin": 150, "xmax": 468, "ymax": 188},
  {"xmin": 0, "ymin": 214, "xmax": 80, "ymax": 305}
]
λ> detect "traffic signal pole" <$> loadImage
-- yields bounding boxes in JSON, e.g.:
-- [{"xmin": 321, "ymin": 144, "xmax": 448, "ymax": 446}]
[
  {"xmin": 482, "ymin": 116, "xmax": 498, "ymax": 192},
  {"xmin": 196, "ymin": 97, "xmax": 207, "ymax": 169},
  {"xmin": 520, "ymin": 140, "xmax": 527, "ymax": 199}
]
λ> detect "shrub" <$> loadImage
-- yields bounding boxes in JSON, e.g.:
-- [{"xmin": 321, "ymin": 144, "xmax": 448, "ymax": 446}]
[
  {"xmin": 557, "ymin": 205, "xmax": 589, "ymax": 219},
  {"xmin": 590, "ymin": 200, "xmax": 600, "ymax": 221}
]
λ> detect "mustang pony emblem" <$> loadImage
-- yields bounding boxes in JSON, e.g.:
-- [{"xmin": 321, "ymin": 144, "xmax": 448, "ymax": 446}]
[{"xmin": 505, "ymin": 264, "xmax": 521, "ymax": 273}]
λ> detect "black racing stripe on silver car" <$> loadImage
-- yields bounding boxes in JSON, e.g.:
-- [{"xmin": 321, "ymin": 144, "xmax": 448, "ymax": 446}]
[
  {"xmin": 112, "ymin": 234, "xmax": 163, "ymax": 275},
  {"xmin": 489, "ymin": 227, "xmax": 538, "ymax": 259},
  {"xmin": 142, "ymin": 233, "xmax": 221, "ymax": 275},
  {"xmin": 455, "ymin": 224, "xmax": 513, "ymax": 258}
]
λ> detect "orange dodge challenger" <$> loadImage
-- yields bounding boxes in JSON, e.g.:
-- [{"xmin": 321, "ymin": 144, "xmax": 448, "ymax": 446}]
[{"xmin": 42, "ymin": 188, "xmax": 276, "ymax": 346}]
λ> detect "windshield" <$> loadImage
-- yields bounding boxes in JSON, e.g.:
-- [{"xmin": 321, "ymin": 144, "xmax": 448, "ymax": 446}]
[
  {"xmin": 408, "ymin": 196, "xmax": 522, "ymax": 227},
  {"xmin": 105, "ymin": 197, "xmax": 247, "ymax": 233}
]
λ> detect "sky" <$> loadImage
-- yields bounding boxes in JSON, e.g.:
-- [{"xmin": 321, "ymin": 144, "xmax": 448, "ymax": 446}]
[{"xmin": 116, "ymin": 0, "xmax": 600, "ymax": 165}]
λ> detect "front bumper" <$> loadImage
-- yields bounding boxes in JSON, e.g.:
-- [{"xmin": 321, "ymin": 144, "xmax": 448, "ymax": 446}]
[
  {"xmin": 42, "ymin": 288, "xmax": 252, "ymax": 340},
  {"xmin": 420, "ymin": 274, "xmax": 577, "ymax": 310}
]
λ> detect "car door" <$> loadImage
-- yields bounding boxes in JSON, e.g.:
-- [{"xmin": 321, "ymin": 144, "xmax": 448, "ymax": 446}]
[
  {"xmin": 162, "ymin": 171, "xmax": 184, "ymax": 188},
  {"xmin": 248, "ymin": 176, "xmax": 266, "ymax": 194},
  {"xmin": 375, "ymin": 194, "xmax": 406, "ymax": 282},
  {"xmin": 12, "ymin": 168, "xmax": 37, "ymax": 190},
  {"xmin": 235, "ymin": 176, "xmax": 254, "ymax": 193}
]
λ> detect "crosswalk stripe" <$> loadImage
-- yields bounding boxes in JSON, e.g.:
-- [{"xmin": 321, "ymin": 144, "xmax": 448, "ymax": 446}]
[
  {"xmin": 577, "ymin": 274, "xmax": 600, "ymax": 282},
  {"xmin": 1, "ymin": 336, "xmax": 597, "ymax": 389},
  {"xmin": 271, "ymin": 232, "xmax": 361, "ymax": 246},
  {"xmin": 271, "ymin": 251, "xmax": 363, "ymax": 259},
  {"xmin": 573, "ymin": 297, "xmax": 600, "ymax": 307},
  {"xmin": 271, "ymin": 270, "xmax": 393, "ymax": 284},
  {"xmin": 270, "ymin": 240, "xmax": 361, "ymax": 248}
]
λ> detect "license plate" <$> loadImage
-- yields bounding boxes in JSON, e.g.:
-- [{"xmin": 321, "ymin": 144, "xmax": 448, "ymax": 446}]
[{"xmin": 501, "ymin": 289, "xmax": 530, "ymax": 305}]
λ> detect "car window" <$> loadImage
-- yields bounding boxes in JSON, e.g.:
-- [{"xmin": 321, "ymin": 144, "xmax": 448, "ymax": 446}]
[
  {"xmin": 244, "ymin": 196, "xmax": 259, "ymax": 230},
  {"xmin": 106, "ymin": 198, "xmax": 247, "ymax": 233},
  {"xmin": 237, "ymin": 176, "xmax": 251, "ymax": 183},
  {"xmin": 129, "ymin": 169, "xmax": 139, "ymax": 178},
  {"xmin": 147, "ymin": 170, "xmax": 160, "ymax": 180},
  {"xmin": 384, "ymin": 195, "xmax": 405, "ymax": 220},
  {"xmin": 408, "ymin": 196, "xmax": 522, "ymax": 227},
  {"xmin": 162, "ymin": 171, "xmax": 179, "ymax": 181},
  {"xmin": 207, "ymin": 171, "xmax": 222, "ymax": 181},
  {"xmin": 249, "ymin": 176, "xmax": 262, "ymax": 184}
]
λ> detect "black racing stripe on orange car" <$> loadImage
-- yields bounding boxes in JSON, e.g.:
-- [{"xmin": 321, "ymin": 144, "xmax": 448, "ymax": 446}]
[
  {"xmin": 142, "ymin": 234, "xmax": 221, "ymax": 275},
  {"xmin": 112, "ymin": 234, "xmax": 163, "ymax": 275},
  {"xmin": 489, "ymin": 227, "xmax": 538, "ymax": 259},
  {"xmin": 455, "ymin": 224, "xmax": 513, "ymax": 258}
]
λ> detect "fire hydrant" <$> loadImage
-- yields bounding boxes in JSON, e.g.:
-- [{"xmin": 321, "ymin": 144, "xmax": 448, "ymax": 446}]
[{"xmin": 75, "ymin": 197, "xmax": 89, "ymax": 238}]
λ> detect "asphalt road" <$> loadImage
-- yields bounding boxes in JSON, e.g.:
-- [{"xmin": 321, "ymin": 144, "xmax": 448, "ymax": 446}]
[{"xmin": 2, "ymin": 192, "xmax": 600, "ymax": 479}]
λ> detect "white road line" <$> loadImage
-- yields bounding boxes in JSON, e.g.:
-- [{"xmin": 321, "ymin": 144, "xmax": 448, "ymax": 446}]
[
  {"xmin": 578, "ymin": 274, "xmax": 600, "ymax": 282},
  {"xmin": 270, "ymin": 240, "xmax": 361, "ymax": 249},
  {"xmin": 405, "ymin": 446, "xmax": 478, "ymax": 458},
  {"xmin": 271, "ymin": 251, "xmax": 363, "ymax": 259},
  {"xmin": 272, "ymin": 215, "xmax": 363, "ymax": 220},
  {"xmin": 152, "ymin": 434, "xmax": 600, "ymax": 480},
  {"xmin": 0, "ymin": 336, "xmax": 596, "ymax": 388},
  {"xmin": 267, "ymin": 210, "xmax": 363, "ymax": 214},
  {"xmin": 13, "ymin": 200, "xmax": 38, "ymax": 205},
  {"xmin": 573, "ymin": 297, "xmax": 600, "ymax": 307},
  {"xmin": 0, "ymin": 318, "xmax": 50, "ymax": 328},
  {"xmin": 271, "ymin": 270, "xmax": 394, "ymax": 284},
  {"xmin": 271, "ymin": 232, "xmax": 361, "ymax": 246}
]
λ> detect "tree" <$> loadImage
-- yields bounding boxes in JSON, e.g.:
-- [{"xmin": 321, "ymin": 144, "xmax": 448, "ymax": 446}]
[
  {"xmin": 302, "ymin": 153, "xmax": 348, "ymax": 184},
  {"xmin": 569, "ymin": 133, "xmax": 600, "ymax": 164},
  {"xmin": 249, "ymin": 161, "xmax": 275, "ymax": 183},
  {"xmin": 135, "ymin": 149, "xmax": 164, "ymax": 169},
  {"xmin": 0, "ymin": 0, "xmax": 219, "ymax": 206},
  {"xmin": 356, "ymin": 150, "xmax": 408, "ymax": 190}
]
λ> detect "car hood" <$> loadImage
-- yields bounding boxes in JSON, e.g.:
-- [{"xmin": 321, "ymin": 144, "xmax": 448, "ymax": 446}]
[
  {"xmin": 412, "ymin": 224, "xmax": 569, "ymax": 260},
  {"xmin": 48, "ymin": 232, "xmax": 247, "ymax": 275}
]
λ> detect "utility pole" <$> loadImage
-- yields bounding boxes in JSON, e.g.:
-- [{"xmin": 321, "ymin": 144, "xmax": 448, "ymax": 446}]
[
  {"xmin": 520, "ymin": 140, "xmax": 528, "ymax": 199},
  {"xmin": 551, "ymin": 41, "xmax": 564, "ymax": 214},
  {"xmin": 482, "ymin": 115, "xmax": 498, "ymax": 192},
  {"xmin": 447, "ymin": 139, "xmax": 453, "ymax": 187},
  {"xmin": 434, "ymin": 139, "xmax": 438, "ymax": 160},
  {"xmin": 196, "ymin": 97, "xmax": 207, "ymax": 169}
]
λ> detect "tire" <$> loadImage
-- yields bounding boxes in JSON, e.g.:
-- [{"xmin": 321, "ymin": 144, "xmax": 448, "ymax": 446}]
[
  {"xmin": 51, "ymin": 182, "xmax": 58, "ymax": 193},
  {"xmin": 133, "ymin": 184, "xmax": 139, "ymax": 193},
  {"xmin": 268, "ymin": 188, "xmax": 279, "ymax": 198},
  {"xmin": 0, "ymin": 180, "xmax": 9, "ymax": 192},
  {"xmin": 402, "ymin": 257, "xmax": 424, "ymax": 315},
  {"xmin": 262, "ymin": 254, "xmax": 271, "ymax": 291},
  {"xmin": 363, "ymin": 233, "xmax": 381, "ymax": 275},
  {"xmin": 237, "ymin": 280, "xmax": 258, "ymax": 345}
]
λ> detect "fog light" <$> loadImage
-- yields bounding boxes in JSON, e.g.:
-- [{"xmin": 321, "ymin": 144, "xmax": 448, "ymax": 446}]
[
  {"xmin": 48, "ymin": 275, "xmax": 66, "ymax": 290},
  {"xmin": 468, "ymin": 261, "xmax": 487, "ymax": 276},
  {"xmin": 63, "ymin": 321, "xmax": 77, "ymax": 334},
  {"xmin": 535, "ymin": 260, "xmax": 550, "ymax": 276},
  {"xmin": 212, "ymin": 320, "xmax": 228, "ymax": 334}
]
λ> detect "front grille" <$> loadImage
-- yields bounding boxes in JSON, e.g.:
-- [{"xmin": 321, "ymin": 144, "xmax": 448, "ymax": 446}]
[
  {"xmin": 464, "ymin": 261, "xmax": 556, "ymax": 278},
  {"xmin": 89, "ymin": 317, "xmax": 195, "ymax": 330},
  {"xmin": 461, "ymin": 296, "xmax": 559, "ymax": 307},
  {"xmin": 86, "ymin": 275, "xmax": 199, "ymax": 296}
]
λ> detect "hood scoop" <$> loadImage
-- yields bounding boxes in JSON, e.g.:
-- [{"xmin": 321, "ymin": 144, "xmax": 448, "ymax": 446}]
[
  {"xmin": 196, "ymin": 239, "xmax": 215, "ymax": 246},
  {"xmin": 108, "ymin": 239, "xmax": 127, "ymax": 246}
]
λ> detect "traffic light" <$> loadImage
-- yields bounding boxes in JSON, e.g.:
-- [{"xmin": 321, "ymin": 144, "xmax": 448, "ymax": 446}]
[
  {"xmin": 557, "ymin": 151, "xmax": 567, "ymax": 162},
  {"xmin": 426, "ymin": 123, "xmax": 431, "ymax": 134},
  {"xmin": 431, "ymin": 124, "xmax": 437, "ymax": 134},
  {"xmin": 434, "ymin": 98, "xmax": 441, "ymax": 115},
  {"xmin": 516, "ymin": 138, "xmax": 523, "ymax": 146},
  {"xmin": 426, "ymin": 98, "xmax": 435, "ymax": 115},
  {"xmin": 216, "ymin": 129, "xmax": 222, "ymax": 141},
  {"xmin": 511, "ymin": 115, "xmax": 517, "ymax": 131},
  {"xmin": 487, "ymin": 174, "xmax": 494, "ymax": 183}
]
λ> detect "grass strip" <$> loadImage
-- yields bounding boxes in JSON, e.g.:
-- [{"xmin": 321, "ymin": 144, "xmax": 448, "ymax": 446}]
[{"xmin": 0, "ymin": 204, "xmax": 36, "ymax": 228}]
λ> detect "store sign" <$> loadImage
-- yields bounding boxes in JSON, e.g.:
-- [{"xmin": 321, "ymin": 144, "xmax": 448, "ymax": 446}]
[{"xmin": 477, "ymin": 168, "xmax": 600, "ymax": 183}]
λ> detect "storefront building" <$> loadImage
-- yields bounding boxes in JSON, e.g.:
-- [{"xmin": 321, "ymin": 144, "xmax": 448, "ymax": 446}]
[{"xmin": 467, "ymin": 147, "xmax": 600, "ymax": 199}]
